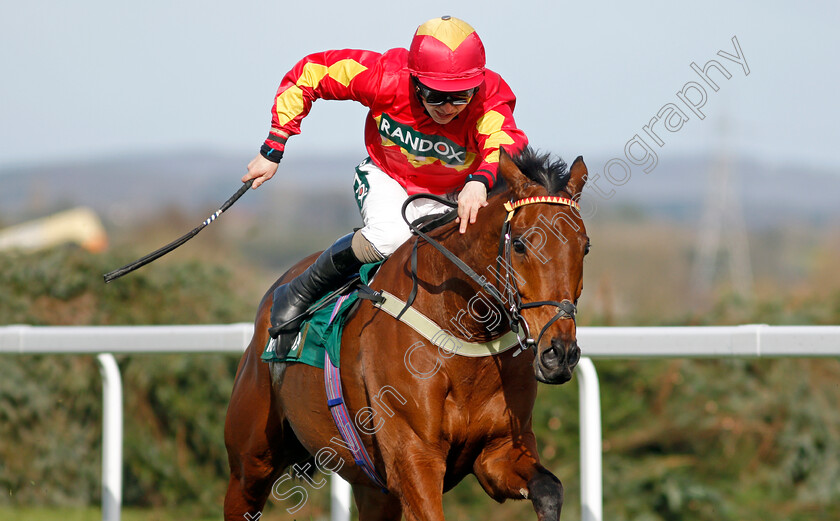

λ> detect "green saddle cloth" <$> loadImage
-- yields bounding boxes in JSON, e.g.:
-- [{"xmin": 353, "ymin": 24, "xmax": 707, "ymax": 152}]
[{"xmin": 261, "ymin": 261, "xmax": 382, "ymax": 368}]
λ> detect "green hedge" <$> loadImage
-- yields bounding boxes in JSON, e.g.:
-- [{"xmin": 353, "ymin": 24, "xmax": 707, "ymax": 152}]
[
  {"xmin": 0, "ymin": 247, "xmax": 252, "ymax": 515},
  {"xmin": 2, "ymin": 246, "xmax": 839, "ymax": 520}
]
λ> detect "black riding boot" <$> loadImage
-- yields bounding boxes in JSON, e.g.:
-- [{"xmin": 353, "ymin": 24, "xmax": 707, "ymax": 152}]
[{"xmin": 268, "ymin": 232, "xmax": 363, "ymax": 358}]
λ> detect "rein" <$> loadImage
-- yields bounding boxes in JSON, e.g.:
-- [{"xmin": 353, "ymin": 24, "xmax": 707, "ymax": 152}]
[{"xmin": 401, "ymin": 193, "xmax": 580, "ymax": 355}]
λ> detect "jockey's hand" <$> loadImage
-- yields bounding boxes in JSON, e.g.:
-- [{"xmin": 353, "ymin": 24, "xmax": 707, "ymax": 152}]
[
  {"xmin": 456, "ymin": 180, "xmax": 489, "ymax": 234},
  {"xmin": 242, "ymin": 154, "xmax": 279, "ymax": 189}
]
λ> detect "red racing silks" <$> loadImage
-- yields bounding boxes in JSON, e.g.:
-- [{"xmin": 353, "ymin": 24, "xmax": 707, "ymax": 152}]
[{"xmin": 267, "ymin": 48, "xmax": 528, "ymax": 195}]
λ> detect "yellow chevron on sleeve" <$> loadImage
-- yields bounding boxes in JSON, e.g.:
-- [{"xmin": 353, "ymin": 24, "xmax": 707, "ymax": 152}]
[
  {"xmin": 476, "ymin": 110, "xmax": 506, "ymax": 135},
  {"xmin": 476, "ymin": 110, "xmax": 515, "ymax": 151},
  {"xmin": 296, "ymin": 60, "xmax": 367, "ymax": 90},
  {"xmin": 327, "ymin": 59, "xmax": 368, "ymax": 87},
  {"xmin": 484, "ymin": 150, "xmax": 500, "ymax": 164},
  {"xmin": 484, "ymin": 131, "xmax": 515, "ymax": 150},
  {"xmin": 275, "ymin": 59, "xmax": 367, "ymax": 127},
  {"xmin": 275, "ymin": 85, "xmax": 306, "ymax": 127},
  {"xmin": 297, "ymin": 63, "xmax": 329, "ymax": 89}
]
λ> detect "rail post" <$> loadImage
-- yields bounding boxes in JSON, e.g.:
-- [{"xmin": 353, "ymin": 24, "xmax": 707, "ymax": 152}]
[
  {"xmin": 330, "ymin": 475, "xmax": 352, "ymax": 521},
  {"xmin": 96, "ymin": 354, "xmax": 122, "ymax": 521},
  {"xmin": 577, "ymin": 357, "xmax": 602, "ymax": 521}
]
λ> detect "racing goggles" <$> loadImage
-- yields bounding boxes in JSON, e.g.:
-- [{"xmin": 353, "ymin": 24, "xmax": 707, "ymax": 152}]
[{"xmin": 415, "ymin": 81, "xmax": 477, "ymax": 106}]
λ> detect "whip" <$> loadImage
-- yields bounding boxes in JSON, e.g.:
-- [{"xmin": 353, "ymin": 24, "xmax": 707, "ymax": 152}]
[{"xmin": 103, "ymin": 179, "xmax": 253, "ymax": 283}]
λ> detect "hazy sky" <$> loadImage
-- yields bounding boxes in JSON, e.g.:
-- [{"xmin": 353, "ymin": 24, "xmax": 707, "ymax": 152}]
[{"xmin": 1, "ymin": 0, "xmax": 838, "ymax": 172}]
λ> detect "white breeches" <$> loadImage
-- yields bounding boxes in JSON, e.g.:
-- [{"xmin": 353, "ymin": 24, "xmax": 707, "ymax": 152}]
[{"xmin": 353, "ymin": 158, "xmax": 455, "ymax": 257}]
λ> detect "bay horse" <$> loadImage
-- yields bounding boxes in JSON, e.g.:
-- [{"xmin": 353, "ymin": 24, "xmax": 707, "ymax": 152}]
[{"xmin": 224, "ymin": 148, "xmax": 590, "ymax": 520}]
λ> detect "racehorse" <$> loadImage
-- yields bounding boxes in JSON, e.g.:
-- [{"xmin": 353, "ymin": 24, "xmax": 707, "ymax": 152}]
[{"xmin": 224, "ymin": 147, "xmax": 590, "ymax": 521}]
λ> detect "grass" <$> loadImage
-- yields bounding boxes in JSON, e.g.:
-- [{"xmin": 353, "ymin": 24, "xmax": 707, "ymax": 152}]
[
  {"xmin": 0, "ymin": 502, "xmax": 342, "ymax": 521},
  {"xmin": 0, "ymin": 507, "xmax": 219, "ymax": 521}
]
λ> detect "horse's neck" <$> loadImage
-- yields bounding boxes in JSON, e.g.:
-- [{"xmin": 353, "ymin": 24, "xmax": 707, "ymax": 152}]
[{"xmin": 381, "ymin": 205, "xmax": 510, "ymax": 343}]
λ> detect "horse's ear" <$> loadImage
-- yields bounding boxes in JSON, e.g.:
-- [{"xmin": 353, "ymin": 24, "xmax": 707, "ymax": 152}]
[
  {"xmin": 566, "ymin": 156, "xmax": 588, "ymax": 198},
  {"xmin": 497, "ymin": 147, "xmax": 528, "ymax": 197}
]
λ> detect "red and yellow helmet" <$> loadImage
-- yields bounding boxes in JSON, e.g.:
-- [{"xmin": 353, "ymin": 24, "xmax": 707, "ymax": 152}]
[{"xmin": 407, "ymin": 16, "xmax": 486, "ymax": 92}]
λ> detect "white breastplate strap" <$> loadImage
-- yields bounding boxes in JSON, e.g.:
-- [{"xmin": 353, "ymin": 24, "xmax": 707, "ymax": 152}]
[{"xmin": 373, "ymin": 290, "xmax": 520, "ymax": 357}]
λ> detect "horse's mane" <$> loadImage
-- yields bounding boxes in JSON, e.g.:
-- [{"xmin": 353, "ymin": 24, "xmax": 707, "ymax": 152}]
[
  {"xmin": 489, "ymin": 146, "xmax": 570, "ymax": 197},
  {"xmin": 418, "ymin": 147, "xmax": 571, "ymax": 234}
]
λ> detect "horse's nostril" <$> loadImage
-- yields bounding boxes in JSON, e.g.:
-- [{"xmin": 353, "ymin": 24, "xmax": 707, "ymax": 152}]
[
  {"xmin": 568, "ymin": 344, "xmax": 581, "ymax": 366},
  {"xmin": 540, "ymin": 345, "xmax": 564, "ymax": 369}
]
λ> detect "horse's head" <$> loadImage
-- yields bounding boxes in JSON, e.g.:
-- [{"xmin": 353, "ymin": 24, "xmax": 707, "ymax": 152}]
[{"xmin": 494, "ymin": 147, "xmax": 590, "ymax": 384}]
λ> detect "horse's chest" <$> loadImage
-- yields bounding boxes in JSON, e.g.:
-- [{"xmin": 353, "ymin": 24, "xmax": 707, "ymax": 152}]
[{"xmin": 442, "ymin": 394, "xmax": 513, "ymax": 447}]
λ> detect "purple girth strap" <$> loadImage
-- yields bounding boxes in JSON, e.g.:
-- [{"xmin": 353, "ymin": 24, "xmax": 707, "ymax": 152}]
[{"xmin": 324, "ymin": 295, "xmax": 388, "ymax": 493}]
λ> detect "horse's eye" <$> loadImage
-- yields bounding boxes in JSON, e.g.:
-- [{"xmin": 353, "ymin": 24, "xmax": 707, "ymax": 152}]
[
  {"xmin": 584, "ymin": 240, "xmax": 591, "ymax": 256},
  {"xmin": 512, "ymin": 238, "xmax": 527, "ymax": 254}
]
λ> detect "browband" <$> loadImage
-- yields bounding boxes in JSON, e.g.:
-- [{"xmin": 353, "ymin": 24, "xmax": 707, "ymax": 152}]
[{"xmin": 503, "ymin": 196, "xmax": 580, "ymax": 222}]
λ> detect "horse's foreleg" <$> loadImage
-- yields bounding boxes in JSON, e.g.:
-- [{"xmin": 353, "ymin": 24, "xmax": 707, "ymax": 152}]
[
  {"xmin": 473, "ymin": 438, "xmax": 564, "ymax": 521},
  {"xmin": 353, "ymin": 484, "xmax": 403, "ymax": 521},
  {"xmin": 387, "ymin": 446, "xmax": 447, "ymax": 521},
  {"xmin": 527, "ymin": 466, "xmax": 565, "ymax": 521}
]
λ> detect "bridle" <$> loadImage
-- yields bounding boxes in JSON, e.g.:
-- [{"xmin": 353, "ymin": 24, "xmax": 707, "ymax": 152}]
[{"xmin": 402, "ymin": 193, "xmax": 581, "ymax": 356}]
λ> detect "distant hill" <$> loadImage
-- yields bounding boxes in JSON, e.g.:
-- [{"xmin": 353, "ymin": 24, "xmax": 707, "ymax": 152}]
[
  {"xmin": 0, "ymin": 150, "xmax": 359, "ymax": 224},
  {"xmin": 590, "ymin": 153, "xmax": 840, "ymax": 228},
  {"xmin": 1, "ymin": 150, "xmax": 838, "ymax": 229}
]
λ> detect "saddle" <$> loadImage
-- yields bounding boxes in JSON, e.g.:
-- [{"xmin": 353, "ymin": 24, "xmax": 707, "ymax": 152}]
[{"xmin": 260, "ymin": 261, "xmax": 383, "ymax": 368}]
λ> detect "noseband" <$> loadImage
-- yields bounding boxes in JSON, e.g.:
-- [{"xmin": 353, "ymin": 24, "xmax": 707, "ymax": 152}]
[{"xmin": 402, "ymin": 193, "xmax": 581, "ymax": 356}]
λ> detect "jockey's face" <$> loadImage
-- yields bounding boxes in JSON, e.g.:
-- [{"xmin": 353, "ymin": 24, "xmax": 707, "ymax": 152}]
[
  {"xmin": 421, "ymin": 99, "xmax": 469, "ymax": 124},
  {"xmin": 414, "ymin": 78, "xmax": 476, "ymax": 125}
]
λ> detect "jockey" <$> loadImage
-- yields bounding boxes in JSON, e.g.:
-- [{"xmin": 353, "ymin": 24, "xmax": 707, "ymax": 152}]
[{"xmin": 242, "ymin": 16, "xmax": 529, "ymax": 356}]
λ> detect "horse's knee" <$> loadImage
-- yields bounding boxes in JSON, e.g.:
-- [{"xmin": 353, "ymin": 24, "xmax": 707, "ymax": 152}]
[{"xmin": 528, "ymin": 468, "xmax": 563, "ymax": 520}]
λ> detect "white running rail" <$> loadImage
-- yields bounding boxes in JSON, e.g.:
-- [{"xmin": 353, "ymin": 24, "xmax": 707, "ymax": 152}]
[{"xmin": 2, "ymin": 324, "xmax": 839, "ymax": 521}]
